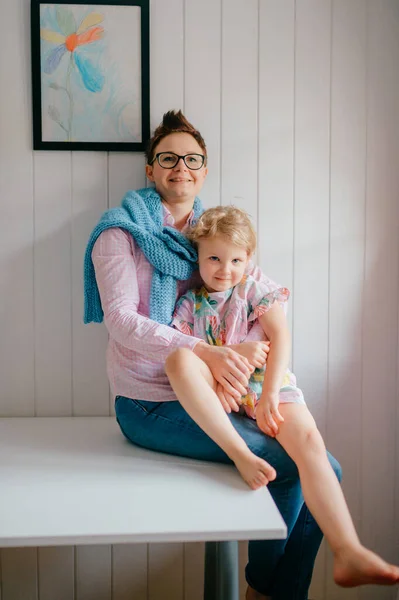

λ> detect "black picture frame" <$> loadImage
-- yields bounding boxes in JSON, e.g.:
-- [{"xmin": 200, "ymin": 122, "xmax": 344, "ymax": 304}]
[{"xmin": 31, "ymin": 0, "xmax": 150, "ymax": 151}]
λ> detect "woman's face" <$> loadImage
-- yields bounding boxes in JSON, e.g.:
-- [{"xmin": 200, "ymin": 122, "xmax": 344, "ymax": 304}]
[{"xmin": 146, "ymin": 132, "xmax": 208, "ymax": 203}]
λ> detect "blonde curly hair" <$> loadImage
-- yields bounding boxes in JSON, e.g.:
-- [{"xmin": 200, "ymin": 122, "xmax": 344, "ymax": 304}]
[{"xmin": 187, "ymin": 205, "xmax": 256, "ymax": 255}]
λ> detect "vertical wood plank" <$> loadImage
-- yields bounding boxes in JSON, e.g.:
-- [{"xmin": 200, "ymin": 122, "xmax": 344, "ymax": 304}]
[
  {"xmin": 108, "ymin": 154, "xmax": 146, "ymax": 209},
  {"xmin": 0, "ymin": 0, "xmax": 34, "ymax": 417},
  {"xmin": 183, "ymin": 542, "xmax": 205, "ymax": 600},
  {"xmin": 34, "ymin": 153, "xmax": 73, "ymax": 416},
  {"xmin": 38, "ymin": 547, "xmax": 74, "ymax": 600},
  {"xmin": 184, "ymin": 0, "xmax": 222, "ymax": 208},
  {"xmin": 397, "ymin": 306, "xmax": 399, "ymax": 598},
  {"xmin": 76, "ymin": 546, "xmax": 112, "ymax": 600},
  {"xmin": 293, "ymin": 1, "xmax": 332, "ymax": 597},
  {"xmin": 148, "ymin": 543, "xmax": 184, "ymax": 600},
  {"xmin": 238, "ymin": 540, "xmax": 247, "ymax": 599},
  {"xmin": 360, "ymin": 2, "xmax": 399, "ymax": 599},
  {"xmin": 221, "ymin": 0, "xmax": 258, "ymax": 222},
  {"xmin": 258, "ymin": 0, "xmax": 295, "ymax": 328},
  {"xmin": 1, "ymin": 548, "xmax": 37, "ymax": 600},
  {"xmin": 150, "ymin": 0, "xmax": 184, "ymax": 129},
  {"xmin": 326, "ymin": 1, "xmax": 367, "ymax": 598},
  {"xmin": 71, "ymin": 153, "xmax": 109, "ymax": 416},
  {"xmin": 112, "ymin": 544, "xmax": 148, "ymax": 600}
]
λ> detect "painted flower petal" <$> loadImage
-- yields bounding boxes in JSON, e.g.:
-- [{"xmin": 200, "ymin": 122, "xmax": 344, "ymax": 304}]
[
  {"xmin": 40, "ymin": 28, "xmax": 66, "ymax": 44},
  {"xmin": 43, "ymin": 44, "xmax": 67, "ymax": 75},
  {"xmin": 56, "ymin": 6, "xmax": 76, "ymax": 36},
  {"xmin": 74, "ymin": 52, "xmax": 104, "ymax": 93},
  {"xmin": 76, "ymin": 26, "xmax": 104, "ymax": 46},
  {"xmin": 76, "ymin": 12, "xmax": 104, "ymax": 35}
]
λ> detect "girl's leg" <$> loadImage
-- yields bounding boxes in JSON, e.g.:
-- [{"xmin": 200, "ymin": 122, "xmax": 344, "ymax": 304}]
[
  {"xmin": 165, "ymin": 348, "xmax": 276, "ymax": 489},
  {"xmin": 276, "ymin": 403, "xmax": 399, "ymax": 588}
]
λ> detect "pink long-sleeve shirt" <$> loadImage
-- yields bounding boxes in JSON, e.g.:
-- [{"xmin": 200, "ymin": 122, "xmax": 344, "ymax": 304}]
[{"xmin": 92, "ymin": 205, "xmax": 270, "ymax": 402}]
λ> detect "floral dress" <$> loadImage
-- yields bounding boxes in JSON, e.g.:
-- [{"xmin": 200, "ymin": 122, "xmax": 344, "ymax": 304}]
[{"xmin": 171, "ymin": 275, "xmax": 305, "ymax": 419}]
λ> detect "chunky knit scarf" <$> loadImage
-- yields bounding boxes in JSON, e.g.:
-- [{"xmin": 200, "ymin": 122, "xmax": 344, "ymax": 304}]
[{"xmin": 84, "ymin": 187, "xmax": 203, "ymax": 326}]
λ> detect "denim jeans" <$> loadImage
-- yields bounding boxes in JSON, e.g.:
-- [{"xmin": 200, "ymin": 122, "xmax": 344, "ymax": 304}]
[{"xmin": 115, "ymin": 396, "xmax": 342, "ymax": 600}]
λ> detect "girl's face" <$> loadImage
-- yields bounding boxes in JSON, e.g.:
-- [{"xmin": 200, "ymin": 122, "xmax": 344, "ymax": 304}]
[
  {"xmin": 146, "ymin": 132, "xmax": 208, "ymax": 203},
  {"xmin": 197, "ymin": 235, "xmax": 250, "ymax": 293}
]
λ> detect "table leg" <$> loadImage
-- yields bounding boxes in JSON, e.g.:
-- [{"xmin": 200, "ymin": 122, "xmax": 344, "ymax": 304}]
[{"xmin": 204, "ymin": 540, "xmax": 240, "ymax": 600}]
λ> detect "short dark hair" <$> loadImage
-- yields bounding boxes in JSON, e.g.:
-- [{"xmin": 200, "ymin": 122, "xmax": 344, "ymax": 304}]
[{"xmin": 146, "ymin": 110, "xmax": 207, "ymax": 165}]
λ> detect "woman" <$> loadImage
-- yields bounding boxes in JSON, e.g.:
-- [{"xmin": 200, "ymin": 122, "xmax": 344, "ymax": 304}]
[{"xmin": 85, "ymin": 110, "xmax": 342, "ymax": 600}]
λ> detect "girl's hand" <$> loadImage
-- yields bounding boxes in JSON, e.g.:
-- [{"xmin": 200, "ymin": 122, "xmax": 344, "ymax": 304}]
[
  {"xmin": 193, "ymin": 342, "xmax": 251, "ymax": 401},
  {"xmin": 256, "ymin": 393, "xmax": 284, "ymax": 437},
  {"xmin": 228, "ymin": 341, "xmax": 270, "ymax": 369}
]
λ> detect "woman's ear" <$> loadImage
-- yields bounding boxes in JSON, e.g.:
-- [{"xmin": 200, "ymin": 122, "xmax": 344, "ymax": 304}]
[{"xmin": 145, "ymin": 164, "xmax": 155, "ymax": 182}]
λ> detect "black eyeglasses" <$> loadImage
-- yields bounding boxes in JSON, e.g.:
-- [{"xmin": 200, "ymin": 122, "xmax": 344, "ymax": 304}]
[{"xmin": 151, "ymin": 152, "xmax": 206, "ymax": 170}]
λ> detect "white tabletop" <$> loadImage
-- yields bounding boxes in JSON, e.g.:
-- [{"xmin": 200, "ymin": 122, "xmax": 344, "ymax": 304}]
[{"xmin": 0, "ymin": 417, "xmax": 286, "ymax": 548}]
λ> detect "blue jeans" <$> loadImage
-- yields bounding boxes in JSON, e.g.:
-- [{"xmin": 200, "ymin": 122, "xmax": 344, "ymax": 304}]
[{"xmin": 115, "ymin": 396, "xmax": 342, "ymax": 600}]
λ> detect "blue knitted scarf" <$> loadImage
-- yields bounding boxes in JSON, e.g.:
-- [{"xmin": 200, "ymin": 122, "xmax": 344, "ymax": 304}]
[{"xmin": 84, "ymin": 187, "xmax": 203, "ymax": 326}]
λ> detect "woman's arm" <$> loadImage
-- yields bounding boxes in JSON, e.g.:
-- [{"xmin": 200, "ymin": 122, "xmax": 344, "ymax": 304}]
[
  {"xmin": 92, "ymin": 228, "xmax": 200, "ymax": 362},
  {"xmin": 256, "ymin": 302, "xmax": 291, "ymax": 436}
]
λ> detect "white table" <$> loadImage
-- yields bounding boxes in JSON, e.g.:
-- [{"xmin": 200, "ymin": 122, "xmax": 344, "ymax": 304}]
[{"xmin": 0, "ymin": 417, "xmax": 286, "ymax": 599}]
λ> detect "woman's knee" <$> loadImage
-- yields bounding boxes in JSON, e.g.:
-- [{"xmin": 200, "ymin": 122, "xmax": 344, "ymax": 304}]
[
  {"xmin": 327, "ymin": 450, "xmax": 342, "ymax": 482},
  {"xmin": 259, "ymin": 438, "xmax": 300, "ymax": 483}
]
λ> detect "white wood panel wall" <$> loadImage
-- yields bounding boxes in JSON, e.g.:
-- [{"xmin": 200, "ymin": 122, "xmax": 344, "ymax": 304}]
[{"xmin": 0, "ymin": 1, "xmax": 398, "ymax": 599}]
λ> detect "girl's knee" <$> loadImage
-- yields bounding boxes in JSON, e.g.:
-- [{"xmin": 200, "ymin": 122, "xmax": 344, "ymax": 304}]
[
  {"xmin": 303, "ymin": 427, "xmax": 326, "ymax": 455},
  {"xmin": 280, "ymin": 410, "xmax": 326, "ymax": 457},
  {"xmin": 165, "ymin": 347, "xmax": 194, "ymax": 375}
]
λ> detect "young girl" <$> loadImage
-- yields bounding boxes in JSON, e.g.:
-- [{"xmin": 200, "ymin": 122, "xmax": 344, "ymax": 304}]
[{"xmin": 165, "ymin": 205, "xmax": 399, "ymax": 589}]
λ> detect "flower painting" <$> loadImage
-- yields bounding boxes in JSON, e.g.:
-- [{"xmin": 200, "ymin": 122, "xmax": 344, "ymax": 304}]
[{"xmin": 31, "ymin": 1, "xmax": 150, "ymax": 150}]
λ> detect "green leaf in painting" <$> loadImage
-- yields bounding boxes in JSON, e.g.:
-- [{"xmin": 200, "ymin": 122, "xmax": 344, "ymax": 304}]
[
  {"xmin": 56, "ymin": 6, "xmax": 76, "ymax": 36},
  {"xmin": 48, "ymin": 105, "xmax": 68, "ymax": 133},
  {"xmin": 48, "ymin": 104, "xmax": 61, "ymax": 123}
]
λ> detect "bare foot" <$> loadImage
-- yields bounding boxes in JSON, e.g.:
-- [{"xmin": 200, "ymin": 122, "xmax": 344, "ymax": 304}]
[
  {"xmin": 231, "ymin": 447, "xmax": 276, "ymax": 490},
  {"xmin": 245, "ymin": 585, "xmax": 270, "ymax": 599},
  {"xmin": 334, "ymin": 544, "xmax": 399, "ymax": 587}
]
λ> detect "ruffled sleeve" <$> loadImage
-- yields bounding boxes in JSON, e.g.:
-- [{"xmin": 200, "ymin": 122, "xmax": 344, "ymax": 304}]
[
  {"xmin": 244, "ymin": 276, "xmax": 290, "ymax": 323},
  {"xmin": 171, "ymin": 291, "xmax": 196, "ymax": 336}
]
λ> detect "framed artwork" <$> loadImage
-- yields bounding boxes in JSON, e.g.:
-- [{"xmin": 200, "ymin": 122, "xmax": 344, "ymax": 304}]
[{"xmin": 31, "ymin": 0, "xmax": 150, "ymax": 151}]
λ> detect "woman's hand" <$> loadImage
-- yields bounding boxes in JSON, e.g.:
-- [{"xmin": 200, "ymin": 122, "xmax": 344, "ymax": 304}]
[
  {"xmin": 256, "ymin": 392, "xmax": 284, "ymax": 437},
  {"xmin": 215, "ymin": 382, "xmax": 242, "ymax": 414},
  {"xmin": 193, "ymin": 342, "xmax": 252, "ymax": 402},
  {"xmin": 228, "ymin": 341, "xmax": 270, "ymax": 369}
]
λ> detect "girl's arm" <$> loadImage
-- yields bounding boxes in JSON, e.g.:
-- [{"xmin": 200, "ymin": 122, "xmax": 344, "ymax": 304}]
[
  {"xmin": 93, "ymin": 228, "xmax": 252, "ymax": 395},
  {"xmin": 257, "ymin": 302, "xmax": 291, "ymax": 436}
]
